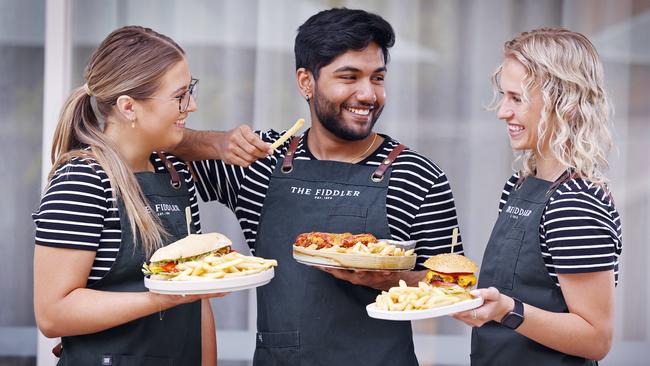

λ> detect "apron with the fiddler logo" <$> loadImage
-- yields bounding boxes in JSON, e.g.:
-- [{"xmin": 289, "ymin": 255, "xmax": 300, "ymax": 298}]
[
  {"xmin": 252, "ymin": 137, "xmax": 418, "ymax": 366},
  {"xmin": 471, "ymin": 173, "xmax": 597, "ymax": 366},
  {"xmin": 57, "ymin": 153, "xmax": 201, "ymax": 366}
]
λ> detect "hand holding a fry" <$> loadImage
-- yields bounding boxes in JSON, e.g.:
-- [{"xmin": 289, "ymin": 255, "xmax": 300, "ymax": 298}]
[
  {"xmin": 218, "ymin": 124, "xmax": 272, "ymax": 167},
  {"xmin": 217, "ymin": 119, "xmax": 305, "ymax": 167}
]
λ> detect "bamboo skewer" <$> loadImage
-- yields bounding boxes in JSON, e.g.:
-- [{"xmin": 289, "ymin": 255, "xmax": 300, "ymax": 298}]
[
  {"xmin": 450, "ymin": 227, "xmax": 459, "ymax": 254},
  {"xmin": 185, "ymin": 206, "xmax": 192, "ymax": 236}
]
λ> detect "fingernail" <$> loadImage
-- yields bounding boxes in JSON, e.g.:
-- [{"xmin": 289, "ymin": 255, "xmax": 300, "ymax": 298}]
[{"xmin": 470, "ymin": 290, "xmax": 480, "ymax": 296}]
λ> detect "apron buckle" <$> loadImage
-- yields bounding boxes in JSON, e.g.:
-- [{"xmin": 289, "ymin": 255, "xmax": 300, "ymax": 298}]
[
  {"xmin": 370, "ymin": 172, "xmax": 384, "ymax": 182},
  {"xmin": 170, "ymin": 179, "xmax": 182, "ymax": 190}
]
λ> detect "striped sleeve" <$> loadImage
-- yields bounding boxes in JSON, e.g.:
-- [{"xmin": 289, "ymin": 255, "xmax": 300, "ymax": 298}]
[
  {"xmin": 410, "ymin": 172, "xmax": 463, "ymax": 269},
  {"xmin": 191, "ymin": 130, "xmax": 286, "ymax": 212},
  {"xmin": 542, "ymin": 179, "xmax": 622, "ymax": 274},
  {"xmin": 32, "ymin": 159, "xmax": 109, "ymax": 251}
]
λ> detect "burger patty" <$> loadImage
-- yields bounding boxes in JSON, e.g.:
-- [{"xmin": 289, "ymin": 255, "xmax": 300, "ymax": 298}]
[{"xmin": 426, "ymin": 271, "xmax": 477, "ymax": 288}]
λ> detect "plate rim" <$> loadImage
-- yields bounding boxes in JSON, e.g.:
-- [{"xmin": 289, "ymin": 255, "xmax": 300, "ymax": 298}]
[
  {"xmin": 144, "ymin": 267, "xmax": 275, "ymax": 295},
  {"xmin": 292, "ymin": 245, "xmax": 416, "ymax": 271},
  {"xmin": 366, "ymin": 296, "xmax": 484, "ymax": 321},
  {"xmin": 294, "ymin": 256, "xmax": 413, "ymax": 272}
]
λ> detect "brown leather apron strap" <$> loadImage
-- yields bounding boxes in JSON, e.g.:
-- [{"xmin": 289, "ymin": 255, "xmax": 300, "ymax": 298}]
[
  {"xmin": 371, "ymin": 143, "xmax": 406, "ymax": 182},
  {"xmin": 52, "ymin": 342, "xmax": 63, "ymax": 357},
  {"xmin": 156, "ymin": 152, "xmax": 182, "ymax": 189},
  {"xmin": 281, "ymin": 137, "xmax": 301, "ymax": 173}
]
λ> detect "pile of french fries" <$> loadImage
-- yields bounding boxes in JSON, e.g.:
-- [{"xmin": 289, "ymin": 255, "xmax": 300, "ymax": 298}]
[
  {"xmin": 374, "ymin": 280, "xmax": 471, "ymax": 311},
  {"xmin": 168, "ymin": 252, "xmax": 277, "ymax": 281},
  {"xmin": 303, "ymin": 240, "xmax": 415, "ymax": 257}
]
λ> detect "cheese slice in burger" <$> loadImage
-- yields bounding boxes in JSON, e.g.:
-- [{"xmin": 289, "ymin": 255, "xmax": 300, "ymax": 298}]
[{"xmin": 423, "ymin": 253, "xmax": 478, "ymax": 289}]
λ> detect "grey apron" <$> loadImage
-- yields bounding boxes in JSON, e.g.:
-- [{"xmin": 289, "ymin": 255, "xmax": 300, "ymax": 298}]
[
  {"xmin": 57, "ymin": 153, "xmax": 201, "ymax": 366},
  {"xmin": 471, "ymin": 174, "xmax": 596, "ymax": 366},
  {"xmin": 252, "ymin": 137, "xmax": 418, "ymax": 366}
]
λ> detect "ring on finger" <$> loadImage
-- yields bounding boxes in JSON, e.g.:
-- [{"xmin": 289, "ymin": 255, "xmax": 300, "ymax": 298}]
[{"xmin": 472, "ymin": 309, "xmax": 477, "ymax": 320}]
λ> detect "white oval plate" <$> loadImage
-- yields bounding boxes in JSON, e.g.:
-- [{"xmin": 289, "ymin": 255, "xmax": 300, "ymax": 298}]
[
  {"xmin": 294, "ymin": 256, "xmax": 413, "ymax": 272},
  {"xmin": 144, "ymin": 268, "xmax": 274, "ymax": 295},
  {"xmin": 292, "ymin": 239, "xmax": 417, "ymax": 271},
  {"xmin": 366, "ymin": 296, "xmax": 483, "ymax": 321}
]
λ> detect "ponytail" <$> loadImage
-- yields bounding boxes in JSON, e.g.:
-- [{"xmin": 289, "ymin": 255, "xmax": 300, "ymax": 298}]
[
  {"xmin": 48, "ymin": 85, "xmax": 168, "ymax": 257},
  {"xmin": 47, "ymin": 26, "xmax": 186, "ymax": 256}
]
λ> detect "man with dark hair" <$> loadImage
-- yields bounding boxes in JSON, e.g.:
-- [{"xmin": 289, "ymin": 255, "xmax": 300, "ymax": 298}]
[{"xmin": 177, "ymin": 8, "xmax": 463, "ymax": 365}]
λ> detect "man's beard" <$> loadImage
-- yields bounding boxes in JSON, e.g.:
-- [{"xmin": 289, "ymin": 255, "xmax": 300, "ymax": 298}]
[{"xmin": 313, "ymin": 88, "xmax": 383, "ymax": 141}]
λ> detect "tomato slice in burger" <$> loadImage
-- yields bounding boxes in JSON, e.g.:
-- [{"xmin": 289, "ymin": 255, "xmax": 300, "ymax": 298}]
[{"xmin": 161, "ymin": 262, "xmax": 177, "ymax": 273}]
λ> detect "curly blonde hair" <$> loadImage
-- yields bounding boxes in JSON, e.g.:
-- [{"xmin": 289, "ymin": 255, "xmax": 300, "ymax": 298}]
[{"xmin": 491, "ymin": 27, "xmax": 613, "ymax": 184}]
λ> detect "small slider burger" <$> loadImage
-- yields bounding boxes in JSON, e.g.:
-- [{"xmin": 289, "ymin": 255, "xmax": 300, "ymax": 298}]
[
  {"xmin": 142, "ymin": 233, "xmax": 232, "ymax": 280},
  {"xmin": 423, "ymin": 253, "xmax": 479, "ymax": 289}
]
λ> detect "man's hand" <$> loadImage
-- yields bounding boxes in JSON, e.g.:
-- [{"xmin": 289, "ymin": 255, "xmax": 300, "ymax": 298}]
[
  {"xmin": 319, "ymin": 267, "xmax": 427, "ymax": 291},
  {"xmin": 218, "ymin": 125, "xmax": 273, "ymax": 167}
]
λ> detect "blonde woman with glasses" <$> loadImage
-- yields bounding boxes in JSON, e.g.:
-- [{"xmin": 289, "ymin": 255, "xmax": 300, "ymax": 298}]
[
  {"xmin": 32, "ymin": 26, "xmax": 224, "ymax": 365},
  {"xmin": 454, "ymin": 28, "xmax": 622, "ymax": 365}
]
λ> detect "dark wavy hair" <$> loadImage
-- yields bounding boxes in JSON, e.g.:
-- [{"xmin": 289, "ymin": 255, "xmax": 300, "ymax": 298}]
[{"xmin": 295, "ymin": 8, "xmax": 395, "ymax": 78}]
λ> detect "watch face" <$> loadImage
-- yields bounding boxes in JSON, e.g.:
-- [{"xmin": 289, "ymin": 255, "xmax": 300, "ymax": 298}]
[{"xmin": 502, "ymin": 313, "xmax": 524, "ymax": 329}]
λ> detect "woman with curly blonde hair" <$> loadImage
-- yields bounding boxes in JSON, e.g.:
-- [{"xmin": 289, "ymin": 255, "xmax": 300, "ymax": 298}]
[{"xmin": 454, "ymin": 28, "xmax": 622, "ymax": 365}]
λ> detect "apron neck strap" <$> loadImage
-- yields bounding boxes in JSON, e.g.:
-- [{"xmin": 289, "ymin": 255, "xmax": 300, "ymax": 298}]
[
  {"xmin": 545, "ymin": 169, "xmax": 571, "ymax": 195},
  {"xmin": 281, "ymin": 138, "xmax": 406, "ymax": 180},
  {"xmin": 155, "ymin": 151, "xmax": 182, "ymax": 189},
  {"xmin": 515, "ymin": 169, "xmax": 574, "ymax": 196},
  {"xmin": 281, "ymin": 137, "xmax": 301, "ymax": 173},
  {"xmin": 371, "ymin": 143, "xmax": 406, "ymax": 182}
]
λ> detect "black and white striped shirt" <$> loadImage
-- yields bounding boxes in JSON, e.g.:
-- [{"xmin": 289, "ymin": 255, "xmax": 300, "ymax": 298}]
[
  {"xmin": 32, "ymin": 153, "xmax": 202, "ymax": 286},
  {"xmin": 499, "ymin": 172, "xmax": 622, "ymax": 286},
  {"xmin": 191, "ymin": 130, "xmax": 463, "ymax": 269}
]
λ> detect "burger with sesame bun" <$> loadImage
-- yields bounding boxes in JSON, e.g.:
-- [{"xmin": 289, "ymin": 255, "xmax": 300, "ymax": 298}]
[
  {"xmin": 423, "ymin": 253, "xmax": 479, "ymax": 289},
  {"xmin": 142, "ymin": 233, "xmax": 232, "ymax": 280}
]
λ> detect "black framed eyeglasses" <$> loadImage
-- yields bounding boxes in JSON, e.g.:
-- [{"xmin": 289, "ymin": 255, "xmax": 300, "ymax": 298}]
[
  {"xmin": 177, "ymin": 78, "xmax": 199, "ymax": 113},
  {"xmin": 132, "ymin": 78, "xmax": 199, "ymax": 113}
]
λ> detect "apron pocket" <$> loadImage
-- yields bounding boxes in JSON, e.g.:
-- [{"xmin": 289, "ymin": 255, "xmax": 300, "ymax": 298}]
[
  {"xmin": 253, "ymin": 331, "xmax": 300, "ymax": 366},
  {"xmin": 497, "ymin": 228, "xmax": 525, "ymax": 290},
  {"xmin": 326, "ymin": 205, "xmax": 368, "ymax": 233}
]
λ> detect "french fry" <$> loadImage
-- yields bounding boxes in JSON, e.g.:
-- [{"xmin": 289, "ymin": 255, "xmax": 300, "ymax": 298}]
[
  {"xmin": 154, "ymin": 251, "xmax": 277, "ymax": 281},
  {"xmin": 270, "ymin": 118, "xmax": 305, "ymax": 150},
  {"xmin": 374, "ymin": 280, "xmax": 472, "ymax": 311},
  {"xmin": 316, "ymin": 240, "xmax": 414, "ymax": 257}
]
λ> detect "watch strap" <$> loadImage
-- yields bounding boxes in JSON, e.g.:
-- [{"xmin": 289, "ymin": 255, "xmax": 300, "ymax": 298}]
[
  {"xmin": 500, "ymin": 297, "xmax": 525, "ymax": 330},
  {"xmin": 512, "ymin": 297, "xmax": 523, "ymax": 316}
]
